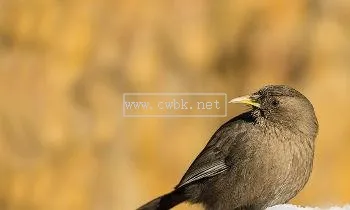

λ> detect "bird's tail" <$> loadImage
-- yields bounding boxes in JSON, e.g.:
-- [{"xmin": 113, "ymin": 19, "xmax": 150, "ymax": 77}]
[{"xmin": 137, "ymin": 189, "xmax": 187, "ymax": 210}]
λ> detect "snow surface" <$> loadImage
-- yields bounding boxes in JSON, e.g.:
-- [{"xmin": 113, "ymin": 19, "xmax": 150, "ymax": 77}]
[{"xmin": 268, "ymin": 204, "xmax": 350, "ymax": 210}]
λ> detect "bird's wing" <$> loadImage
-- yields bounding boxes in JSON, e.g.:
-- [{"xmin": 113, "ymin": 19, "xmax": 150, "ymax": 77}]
[
  {"xmin": 175, "ymin": 153, "xmax": 229, "ymax": 189},
  {"xmin": 175, "ymin": 114, "xmax": 252, "ymax": 189}
]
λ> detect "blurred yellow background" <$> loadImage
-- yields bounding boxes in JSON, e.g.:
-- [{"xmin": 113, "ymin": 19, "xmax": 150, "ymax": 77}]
[{"xmin": 0, "ymin": 0, "xmax": 349, "ymax": 209}]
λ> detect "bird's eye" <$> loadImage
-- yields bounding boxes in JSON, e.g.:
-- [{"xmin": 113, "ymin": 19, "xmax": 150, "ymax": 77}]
[{"xmin": 272, "ymin": 99, "xmax": 279, "ymax": 107}]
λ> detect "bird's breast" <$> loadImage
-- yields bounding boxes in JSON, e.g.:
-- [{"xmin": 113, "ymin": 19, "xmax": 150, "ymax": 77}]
[{"xmin": 247, "ymin": 128, "xmax": 314, "ymax": 206}]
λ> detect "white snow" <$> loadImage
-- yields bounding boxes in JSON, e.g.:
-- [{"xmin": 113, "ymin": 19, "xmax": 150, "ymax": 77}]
[{"xmin": 268, "ymin": 204, "xmax": 350, "ymax": 210}]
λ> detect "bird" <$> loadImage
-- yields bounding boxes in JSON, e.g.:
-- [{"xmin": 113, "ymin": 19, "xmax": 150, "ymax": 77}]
[{"xmin": 137, "ymin": 85, "xmax": 319, "ymax": 210}]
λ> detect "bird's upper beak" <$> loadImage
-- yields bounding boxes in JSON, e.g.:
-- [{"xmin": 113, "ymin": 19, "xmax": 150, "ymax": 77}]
[{"xmin": 228, "ymin": 95, "xmax": 261, "ymax": 108}]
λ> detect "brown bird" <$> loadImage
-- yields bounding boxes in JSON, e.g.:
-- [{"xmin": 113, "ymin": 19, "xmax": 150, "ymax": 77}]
[{"xmin": 137, "ymin": 85, "xmax": 318, "ymax": 210}]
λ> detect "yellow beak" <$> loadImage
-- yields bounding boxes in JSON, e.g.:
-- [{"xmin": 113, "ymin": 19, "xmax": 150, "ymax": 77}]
[{"xmin": 228, "ymin": 95, "xmax": 260, "ymax": 108}]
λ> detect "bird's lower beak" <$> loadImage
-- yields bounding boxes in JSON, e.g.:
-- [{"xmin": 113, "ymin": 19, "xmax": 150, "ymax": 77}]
[{"xmin": 229, "ymin": 95, "xmax": 261, "ymax": 108}]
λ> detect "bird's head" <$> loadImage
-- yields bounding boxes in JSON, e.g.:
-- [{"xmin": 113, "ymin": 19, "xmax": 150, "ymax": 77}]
[{"xmin": 229, "ymin": 85, "xmax": 318, "ymax": 137}]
